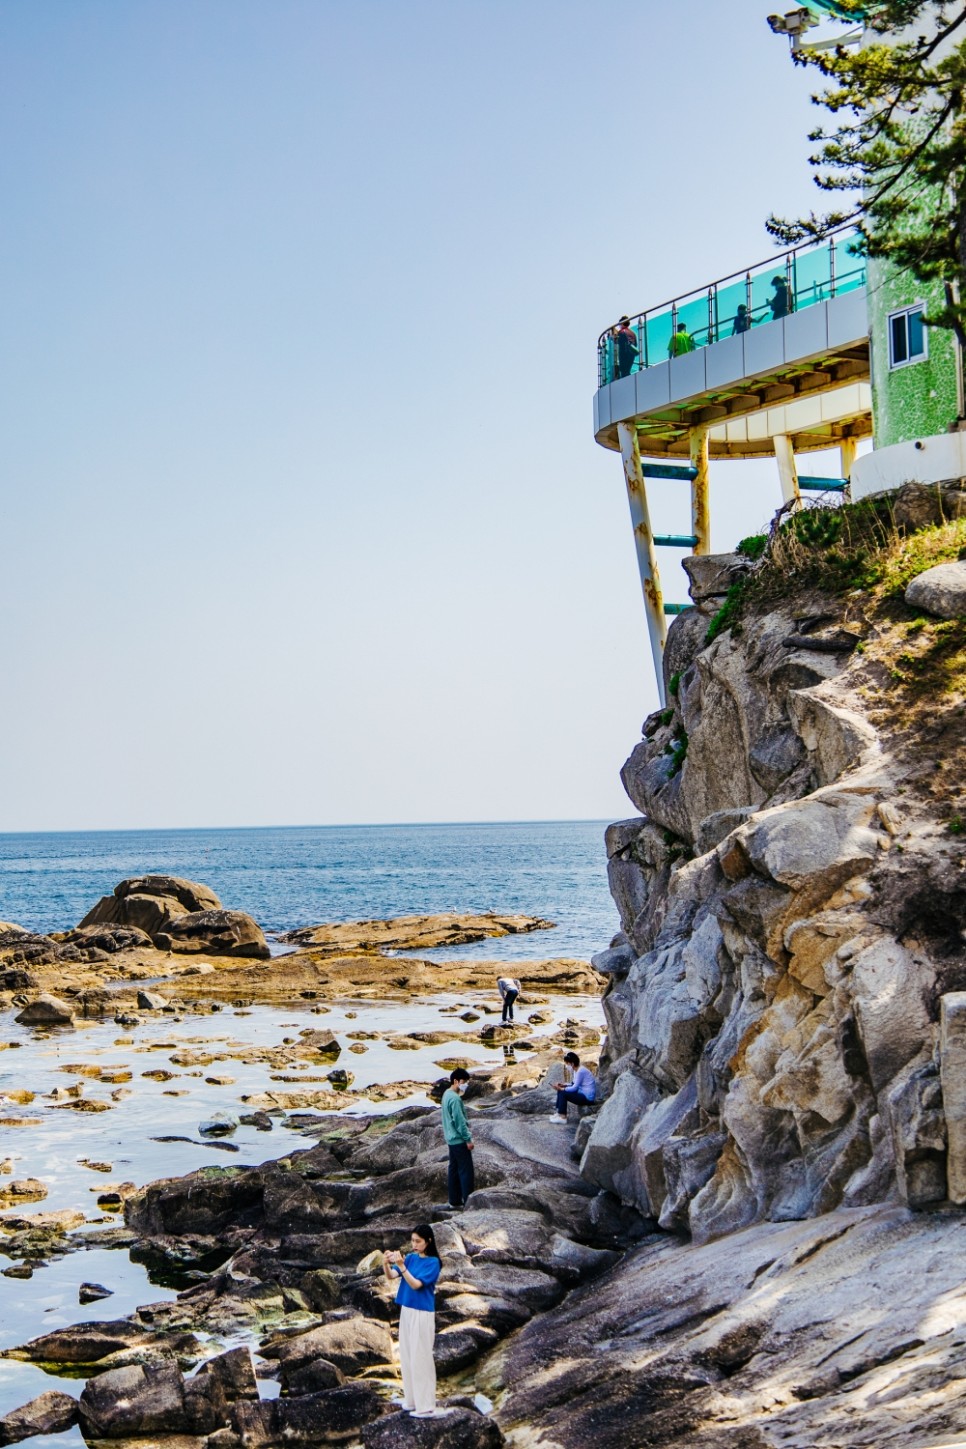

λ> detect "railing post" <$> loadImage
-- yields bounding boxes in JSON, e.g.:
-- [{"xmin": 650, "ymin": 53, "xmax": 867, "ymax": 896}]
[
  {"xmin": 708, "ymin": 287, "xmax": 715, "ymax": 346},
  {"xmin": 829, "ymin": 234, "xmax": 836, "ymax": 300},
  {"xmin": 745, "ymin": 271, "xmax": 753, "ymax": 324},
  {"xmin": 643, "ymin": 312, "xmax": 649, "ymax": 370},
  {"xmin": 617, "ymin": 422, "xmax": 668, "ymax": 703},
  {"xmin": 787, "ymin": 251, "xmax": 795, "ymax": 314}
]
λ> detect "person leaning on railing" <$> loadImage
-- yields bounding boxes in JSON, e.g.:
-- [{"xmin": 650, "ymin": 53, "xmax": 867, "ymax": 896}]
[
  {"xmin": 613, "ymin": 315, "xmax": 639, "ymax": 378},
  {"xmin": 667, "ymin": 323, "xmax": 695, "ymax": 358}
]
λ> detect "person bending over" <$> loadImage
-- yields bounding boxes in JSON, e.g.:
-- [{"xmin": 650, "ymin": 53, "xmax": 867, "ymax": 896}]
[
  {"xmin": 497, "ymin": 975, "xmax": 520, "ymax": 1023},
  {"xmin": 549, "ymin": 1051, "xmax": 597, "ymax": 1123},
  {"xmin": 440, "ymin": 1068, "xmax": 474, "ymax": 1208},
  {"xmin": 383, "ymin": 1224, "xmax": 442, "ymax": 1417}
]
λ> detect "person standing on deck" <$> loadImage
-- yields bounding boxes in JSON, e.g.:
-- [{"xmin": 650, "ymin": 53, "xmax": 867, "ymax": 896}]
[
  {"xmin": 667, "ymin": 323, "xmax": 695, "ymax": 357},
  {"xmin": 614, "ymin": 316, "xmax": 639, "ymax": 378},
  {"xmin": 549, "ymin": 1052, "xmax": 597, "ymax": 1123},
  {"xmin": 440, "ymin": 1068, "xmax": 474, "ymax": 1209},
  {"xmin": 768, "ymin": 275, "xmax": 791, "ymax": 320},
  {"xmin": 383, "ymin": 1223, "xmax": 442, "ymax": 1417},
  {"xmin": 497, "ymin": 975, "xmax": 520, "ymax": 1023}
]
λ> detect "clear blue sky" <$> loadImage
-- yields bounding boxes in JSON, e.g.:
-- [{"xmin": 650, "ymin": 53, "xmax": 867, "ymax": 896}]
[{"xmin": 0, "ymin": 0, "xmax": 848, "ymax": 831}]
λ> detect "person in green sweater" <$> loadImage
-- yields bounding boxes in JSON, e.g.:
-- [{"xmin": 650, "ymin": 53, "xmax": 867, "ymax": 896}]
[{"xmin": 440, "ymin": 1068, "xmax": 474, "ymax": 1210}]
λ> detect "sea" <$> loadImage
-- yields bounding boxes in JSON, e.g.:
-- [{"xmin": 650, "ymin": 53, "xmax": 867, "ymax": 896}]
[{"xmin": 0, "ymin": 820, "xmax": 620, "ymax": 959}]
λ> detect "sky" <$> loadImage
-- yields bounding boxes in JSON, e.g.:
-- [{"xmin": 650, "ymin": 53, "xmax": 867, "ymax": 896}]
[{"xmin": 0, "ymin": 0, "xmax": 854, "ymax": 832}]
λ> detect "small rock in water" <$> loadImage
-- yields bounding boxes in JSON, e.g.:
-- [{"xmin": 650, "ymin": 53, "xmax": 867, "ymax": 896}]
[
  {"xmin": 15, "ymin": 994, "xmax": 75, "ymax": 1027},
  {"xmin": 461, "ymin": 1012, "xmax": 481, "ymax": 1022},
  {"xmin": 0, "ymin": 1179, "xmax": 47, "ymax": 1201},
  {"xmin": 240, "ymin": 1111, "xmax": 274, "ymax": 1131},
  {"xmin": 136, "ymin": 990, "xmax": 167, "ymax": 1010},
  {"xmin": 2, "ymin": 1263, "xmax": 33, "ymax": 1279},
  {"xmin": 78, "ymin": 1282, "xmax": 113, "ymax": 1304},
  {"xmin": 348, "ymin": 1043, "xmax": 367, "ymax": 1054},
  {"xmin": 327, "ymin": 1069, "xmax": 351, "ymax": 1088},
  {"xmin": 113, "ymin": 1013, "xmax": 141, "ymax": 1028},
  {"xmin": 199, "ymin": 1112, "xmax": 239, "ymax": 1137},
  {"xmin": 205, "ymin": 1075, "xmax": 236, "ymax": 1086},
  {"xmin": 0, "ymin": 1390, "xmax": 79, "ymax": 1443},
  {"xmin": 0, "ymin": 1158, "xmax": 13, "ymax": 1174},
  {"xmin": 78, "ymin": 1159, "xmax": 113, "ymax": 1173}
]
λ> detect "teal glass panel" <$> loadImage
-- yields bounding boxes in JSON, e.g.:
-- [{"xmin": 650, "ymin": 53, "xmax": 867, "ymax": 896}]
[
  {"xmin": 791, "ymin": 242, "xmax": 832, "ymax": 311},
  {"xmin": 715, "ymin": 278, "xmax": 749, "ymax": 341},
  {"xmin": 833, "ymin": 235, "xmax": 866, "ymax": 294},
  {"xmin": 645, "ymin": 309, "xmax": 674, "ymax": 367},
  {"xmin": 673, "ymin": 293, "xmax": 712, "ymax": 352},
  {"xmin": 748, "ymin": 261, "xmax": 786, "ymax": 327}
]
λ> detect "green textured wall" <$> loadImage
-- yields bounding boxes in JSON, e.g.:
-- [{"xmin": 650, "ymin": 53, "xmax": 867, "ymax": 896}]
[{"xmin": 868, "ymin": 258, "xmax": 960, "ymax": 446}]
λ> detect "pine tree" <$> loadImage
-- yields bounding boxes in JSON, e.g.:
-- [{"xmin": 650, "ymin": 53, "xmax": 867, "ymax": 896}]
[{"xmin": 768, "ymin": 2, "xmax": 966, "ymax": 358}]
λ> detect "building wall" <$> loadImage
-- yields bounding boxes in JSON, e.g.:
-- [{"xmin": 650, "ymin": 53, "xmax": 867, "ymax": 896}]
[{"xmin": 868, "ymin": 257, "xmax": 960, "ymax": 449}]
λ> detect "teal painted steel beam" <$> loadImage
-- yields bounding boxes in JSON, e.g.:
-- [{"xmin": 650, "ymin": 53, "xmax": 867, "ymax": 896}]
[
  {"xmin": 798, "ymin": 476, "xmax": 847, "ymax": 492},
  {"xmin": 663, "ymin": 603, "xmax": 690, "ymax": 615},
  {"xmin": 640, "ymin": 463, "xmax": 697, "ymax": 482},
  {"xmin": 654, "ymin": 534, "xmax": 699, "ymax": 548}
]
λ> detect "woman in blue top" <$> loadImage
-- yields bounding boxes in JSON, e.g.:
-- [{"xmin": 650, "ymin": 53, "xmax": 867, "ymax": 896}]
[{"xmin": 382, "ymin": 1223, "xmax": 442, "ymax": 1417}]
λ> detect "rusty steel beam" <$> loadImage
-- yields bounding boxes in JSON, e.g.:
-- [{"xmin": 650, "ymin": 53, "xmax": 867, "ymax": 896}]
[
  {"xmin": 774, "ymin": 432, "xmax": 802, "ymax": 507},
  {"xmin": 618, "ymin": 421, "xmax": 668, "ymax": 702},
  {"xmin": 690, "ymin": 425, "xmax": 711, "ymax": 556}
]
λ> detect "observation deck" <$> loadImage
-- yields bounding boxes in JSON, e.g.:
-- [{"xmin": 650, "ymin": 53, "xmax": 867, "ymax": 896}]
[
  {"xmin": 594, "ymin": 231, "xmax": 870, "ymax": 460},
  {"xmin": 594, "ymin": 230, "xmax": 872, "ymax": 701}
]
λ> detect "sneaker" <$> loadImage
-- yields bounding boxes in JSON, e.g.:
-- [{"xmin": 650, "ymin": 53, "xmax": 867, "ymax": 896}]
[{"xmin": 550, "ymin": 1115, "xmax": 569, "ymax": 1124}]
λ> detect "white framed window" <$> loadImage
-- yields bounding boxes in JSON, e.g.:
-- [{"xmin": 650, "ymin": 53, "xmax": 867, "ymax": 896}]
[{"xmin": 888, "ymin": 304, "xmax": 927, "ymax": 369}]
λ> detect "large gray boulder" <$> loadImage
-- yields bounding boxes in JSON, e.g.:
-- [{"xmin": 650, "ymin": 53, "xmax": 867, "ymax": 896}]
[
  {"xmin": 78, "ymin": 876, "xmax": 269, "ymax": 959},
  {"xmin": 905, "ymin": 558, "xmax": 966, "ymax": 618}
]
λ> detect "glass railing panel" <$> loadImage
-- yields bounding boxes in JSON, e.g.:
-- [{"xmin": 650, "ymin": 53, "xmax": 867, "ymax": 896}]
[
  {"xmin": 748, "ymin": 260, "xmax": 787, "ymax": 327},
  {"xmin": 714, "ymin": 277, "xmax": 750, "ymax": 342},
  {"xmin": 792, "ymin": 242, "xmax": 833, "ymax": 311},
  {"xmin": 672, "ymin": 294, "xmax": 713, "ymax": 353},
  {"xmin": 645, "ymin": 310, "xmax": 675, "ymax": 369},
  {"xmin": 833, "ymin": 235, "xmax": 866, "ymax": 294},
  {"xmin": 595, "ymin": 227, "xmax": 867, "ymax": 389}
]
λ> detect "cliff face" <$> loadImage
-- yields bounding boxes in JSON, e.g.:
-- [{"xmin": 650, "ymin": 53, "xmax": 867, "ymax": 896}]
[{"xmin": 583, "ymin": 481, "xmax": 966, "ymax": 1243}]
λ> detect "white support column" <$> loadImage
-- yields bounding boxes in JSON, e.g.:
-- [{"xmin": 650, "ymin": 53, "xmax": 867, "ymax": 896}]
[
  {"xmin": 774, "ymin": 432, "xmax": 801, "ymax": 507},
  {"xmin": 618, "ymin": 422, "xmax": 667, "ymax": 703},
  {"xmin": 689, "ymin": 425, "xmax": 711, "ymax": 555},
  {"xmin": 840, "ymin": 436, "xmax": 857, "ymax": 482}
]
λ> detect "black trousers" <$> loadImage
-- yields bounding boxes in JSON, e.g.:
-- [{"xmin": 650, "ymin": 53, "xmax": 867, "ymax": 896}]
[
  {"xmin": 502, "ymin": 989, "xmax": 518, "ymax": 1023},
  {"xmin": 447, "ymin": 1143, "xmax": 475, "ymax": 1207},
  {"xmin": 555, "ymin": 1087, "xmax": 594, "ymax": 1117}
]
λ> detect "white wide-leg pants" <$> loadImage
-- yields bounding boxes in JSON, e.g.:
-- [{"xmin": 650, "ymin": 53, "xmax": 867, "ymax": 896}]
[{"xmin": 398, "ymin": 1305, "xmax": 436, "ymax": 1413}]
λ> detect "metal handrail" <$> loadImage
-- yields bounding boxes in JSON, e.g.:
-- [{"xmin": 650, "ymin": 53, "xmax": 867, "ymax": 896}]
[{"xmin": 597, "ymin": 226, "xmax": 866, "ymax": 389}]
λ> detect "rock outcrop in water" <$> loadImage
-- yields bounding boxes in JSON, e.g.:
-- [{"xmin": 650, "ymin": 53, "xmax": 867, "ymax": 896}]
[
  {"xmin": 583, "ymin": 480, "xmax": 966, "ymax": 1243},
  {"xmin": 79, "ymin": 876, "xmax": 271, "ymax": 959}
]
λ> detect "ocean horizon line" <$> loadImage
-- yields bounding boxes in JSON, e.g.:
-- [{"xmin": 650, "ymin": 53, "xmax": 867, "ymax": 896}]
[{"xmin": 0, "ymin": 816, "xmax": 614, "ymax": 841}]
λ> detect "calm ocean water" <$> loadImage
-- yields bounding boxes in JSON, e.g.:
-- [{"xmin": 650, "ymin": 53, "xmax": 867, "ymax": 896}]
[{"xmin": 0, "ymin": 821, "xmax": 618, "ymax": 961}]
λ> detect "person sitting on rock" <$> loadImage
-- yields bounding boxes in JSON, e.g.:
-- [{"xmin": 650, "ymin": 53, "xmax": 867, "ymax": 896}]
[
  {"xmin": 549, "ymin": 1051, "xmax": 596, "ymax": 1123},
  {"xmin": 497, "ymin": 975, "xmax": 520, "ymax": 1023},
  {"xmin": 383, "ymin": 1223, "xmax": 442, "ymax": 1417},
  {"xmin": 440, "ymin": 1068, "xmax": 475, "ymax": 1209}
]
